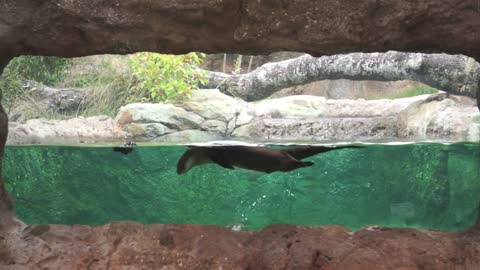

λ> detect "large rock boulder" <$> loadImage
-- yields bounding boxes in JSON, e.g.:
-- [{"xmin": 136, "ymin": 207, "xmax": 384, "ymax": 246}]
[
  {"xmin": 232, "ymin": 117, "xmax": 399, "ymax": 142},
  {"xmin": 119, "ymin": 91, "xmax": 480, "ymax": 142},
  {"xmin": 115, "ymin": 89, "xmax": 254, "ymax": 142},
  {"xmin": 7, "ymin": 116, "xmax": 124, "ymax": 144},
  {"xmin": 398, "ymin": 94, "xmax": 480, "ymax": 140},
  {"xmin": 233, "ymin": 94, "xmax": 427, "ymax": 141}
]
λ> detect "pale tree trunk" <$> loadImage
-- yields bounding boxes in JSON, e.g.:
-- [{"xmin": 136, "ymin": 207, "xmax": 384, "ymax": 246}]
[{"xmin": 204, "ymin": 51, "xmax": 480, "ymax": 108}]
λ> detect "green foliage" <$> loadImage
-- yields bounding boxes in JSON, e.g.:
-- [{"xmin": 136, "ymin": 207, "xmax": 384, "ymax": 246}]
[
  {"xmin": 1, "ymin": 53, "xmax": 208, "ymax": 120},
  {"xmin": 233, "ymin": 55, "xmax": 243, "ymax": 74},
  {"xmin": 0, "ymin": 56, "xmax": 73, "ymax": 113},
  {"xmin": 129, "ymin": 52, "xmax": 208, "ymax": 102},
  {"xmin": 0, "ymin": 65, "xmax": 28, "ymax": 113},
  {"xmin": 60, "ymin": 53, "xmax": 208, "ymax": 117},
  {"xmin": 81, "ymin": 74, "xmax": 135, "ymax": 117},
  {"xmin": 60, "ymin": 56, "xmax": 136, "ymax": 117},
  {"xmin": 64, "ymin": 53, "xmax": 209, "ymax": 116},
  {"xmin": 6, "ymin": 56, "xmax": 72, "ymax": 86}
]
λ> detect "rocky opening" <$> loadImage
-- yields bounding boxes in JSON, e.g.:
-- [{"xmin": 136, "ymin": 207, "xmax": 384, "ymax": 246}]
[{"xmin": 1, "ymin": 0, "xmax": 480, "ymax": 268}]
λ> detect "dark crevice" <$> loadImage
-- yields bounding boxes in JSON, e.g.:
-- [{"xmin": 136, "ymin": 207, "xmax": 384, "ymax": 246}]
[
  {"xmin": 0, "ymin": 56, "xmax": 12, "ymax": 75},
  {"xmin": 474, "ymin": 203, "xmax": 480, "ymax": 230}
]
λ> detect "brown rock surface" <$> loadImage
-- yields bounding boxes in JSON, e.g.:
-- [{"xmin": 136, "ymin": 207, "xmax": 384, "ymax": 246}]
[
  {"xmin": 1, "ymin": 222, "xmax": 480, "ymax": 269},
  {"xmin": 0, "ymin": 0, "xmax": 479, "ymax": 60}
]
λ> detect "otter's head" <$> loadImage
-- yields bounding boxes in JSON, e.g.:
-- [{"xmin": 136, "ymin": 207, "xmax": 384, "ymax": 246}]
[{"xmin": 176, "ymin": 147, "xmax": 210, "ymax": 174}]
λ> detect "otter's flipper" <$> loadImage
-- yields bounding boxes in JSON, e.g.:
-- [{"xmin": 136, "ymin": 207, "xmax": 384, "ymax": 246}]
[{"xmin": 283, "ymin": 145, "xmax": 363, "ymax": 160}]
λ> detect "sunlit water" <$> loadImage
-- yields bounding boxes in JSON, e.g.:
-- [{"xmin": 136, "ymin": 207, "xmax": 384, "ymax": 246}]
[{"xmin": 3, "ymin": 142, "xmax": 480, "ymax": 231}]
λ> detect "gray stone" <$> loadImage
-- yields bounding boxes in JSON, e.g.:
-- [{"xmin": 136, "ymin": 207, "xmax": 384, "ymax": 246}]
[
  {"xmin": 116, "ymin": 103, "xmax": 205, "ymax": 130},
  {"xmin": 255, "ymin": 95, "xmax": 427, "ymax": 118},
  {"xmin": 398, "ymin": 94, "xmax": 480, "ymax": 141},
  {"xmin": 7, "ymin": 116, "xmax": 124, "ymax": 144},
  {"xmin": 200, "ymin": 120, "xmax": 228, "ymax": 134},
  {"xmin": 155, "ymin": 130, "xmax": 224, "ymax": 143},
  {"xmin": 125, "ymin": 123, "xmax": 174, "ymax": 140},
  {"xmin": 232, "ymin": 117, "xmax": 398, "ymax": 142},
  {"xmin": 179, "ymin": 89, "xmax": 248, "ymax": 122}
]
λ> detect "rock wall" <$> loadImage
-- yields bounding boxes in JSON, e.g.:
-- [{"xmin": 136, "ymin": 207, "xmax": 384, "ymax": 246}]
[
  {"xmin": 99, "ymin": 91, "xmax": 479, "ymax": 143},
  {"xmin": 2, "ymin": 222, "xmax": 480, "ymax": 269},
  {"xmin": 7, "ymin": 90, "xmax": 480, "ymax": 144},
  {"xmin": 99, "ymin": 91, "xmax": 480, "ymax": 142},
  {"xmin": 1, "ymin": 0, "xmax": 480, "ymax": 61},
  {"xmin": 7, "ymin": 116, "xmax": 125, "ymax": 145}
]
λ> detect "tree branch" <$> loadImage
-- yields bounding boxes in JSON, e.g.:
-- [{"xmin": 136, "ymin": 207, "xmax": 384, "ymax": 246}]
[{"xmin": 203, "ymin": 52, "xmax": 480, "ymax": 107}]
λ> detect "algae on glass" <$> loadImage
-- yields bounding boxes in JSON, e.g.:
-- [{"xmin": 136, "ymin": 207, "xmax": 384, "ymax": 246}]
[{"xmin": 3, "ymin": 143, "xmax": 480, "ymax": 231}]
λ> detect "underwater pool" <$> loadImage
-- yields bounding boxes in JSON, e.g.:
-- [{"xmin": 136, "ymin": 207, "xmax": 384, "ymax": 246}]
[{"xmin": 3, "ymin": 142, "xmax": 480, "ymax": 231}]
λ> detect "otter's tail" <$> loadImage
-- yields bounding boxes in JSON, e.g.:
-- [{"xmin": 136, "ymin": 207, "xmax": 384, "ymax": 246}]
[{"xmin": 283, "ymin": 145, "xmax": 363, "ymax": 160}]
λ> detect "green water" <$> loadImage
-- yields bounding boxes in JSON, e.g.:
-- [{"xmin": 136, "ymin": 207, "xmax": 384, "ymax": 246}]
[{"xmin": 3, "ymin": 143, "xmax": 480, "ymax": 231}]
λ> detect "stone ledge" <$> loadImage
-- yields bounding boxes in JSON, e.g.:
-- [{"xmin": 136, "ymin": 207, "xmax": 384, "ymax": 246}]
[{"xmin": 7, "ymin": 91, "xmax": 480, "ymax": 144}]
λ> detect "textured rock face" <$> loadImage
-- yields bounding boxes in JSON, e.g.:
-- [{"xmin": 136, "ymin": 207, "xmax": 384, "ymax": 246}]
[
  {"xmin": 271, "ymin": 79, "xmax": 428, "ymax": 100},
  {"xmin": 2, "ymin": 222, "xmax": 480, "ymax": 269},
  {"xmin": 116, "ymin": 91, "xmax": 480, "ymax": 142},
  {"xmin": 1, "ymin": 0, "xmax": 479, "ymax": 61},
  {"xmin": 115, "ymin": 91, "xmax": 422, "ymax": 142},
  {"xmin": 399, "ymin": 95, "xmax": 480, "ymax": 140},
  {"xmin": 7, "ymin": 116, "xmax": 125, "ymax": 144},
  {"xmin": 8, "ymin": 81, "xmax": 86, "ymax": 122},
  {"xmin": 115, "ymin": 90, "xmax": 255, "ymax": 142},
  {"xmin": 7, "ymin": 90, "xmax": 480, "ymax": 144}
]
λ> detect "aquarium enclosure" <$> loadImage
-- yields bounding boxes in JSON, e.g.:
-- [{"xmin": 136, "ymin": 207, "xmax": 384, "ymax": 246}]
[
  {"xmin": 3, "ymin": 52, "xmax": 480, "ymax": 234},
  {"xmin": 2, "ymin": 1, "xmax": 480, "ymax": 268},
  {"xmin": 4, "ymin": 142, "xmax": 480, "ymax": 231}
]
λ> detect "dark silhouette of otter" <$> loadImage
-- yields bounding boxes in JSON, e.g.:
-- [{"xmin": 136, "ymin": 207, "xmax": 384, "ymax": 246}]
[
  {"xmin": 176, "ymin": 145, "xmax": 362, "ymax": 174},
  {"xmin": 113, "ymin": 141, "xmax": 137, "ymax": 155}
]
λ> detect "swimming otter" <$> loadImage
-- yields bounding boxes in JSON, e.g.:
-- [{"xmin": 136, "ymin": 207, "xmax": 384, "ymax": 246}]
[
  {"xmin": 113, "ymin": 141, "xmax": 137, "ymax": 155},
  {"xmin": 176, "ymin": 145, "xmax": 362, "ymax": 174}
]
